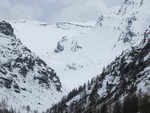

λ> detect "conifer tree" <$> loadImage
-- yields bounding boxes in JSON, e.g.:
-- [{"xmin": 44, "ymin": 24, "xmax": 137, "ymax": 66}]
[
  {"xmin": 101, "ymin": 103, "xmax": 107, "ymax": 113},
  {"xmin": 113, "ymin": 100, "xmax": 122, "ymax": 113},
  {"xmin": 141, "ymin": 94, "xmax": 150, "ymax": 113}
]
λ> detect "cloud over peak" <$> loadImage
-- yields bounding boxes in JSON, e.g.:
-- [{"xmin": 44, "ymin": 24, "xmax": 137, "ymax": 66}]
[{"xmin": 0, "ymin": 0, "xmax": 123, "ymax": 22}]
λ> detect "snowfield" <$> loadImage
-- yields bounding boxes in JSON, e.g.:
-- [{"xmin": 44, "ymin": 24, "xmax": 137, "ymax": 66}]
[{"xmin": 10, "ymin": 0, "xmax": 150, "ymax": 91}]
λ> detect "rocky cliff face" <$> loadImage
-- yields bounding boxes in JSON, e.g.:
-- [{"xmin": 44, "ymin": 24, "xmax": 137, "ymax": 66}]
[{"xmin": 0, "ymin": 21, "xmax": 63, "ymax": 112}]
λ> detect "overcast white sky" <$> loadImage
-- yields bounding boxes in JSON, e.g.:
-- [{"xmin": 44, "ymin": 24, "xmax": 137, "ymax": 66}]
[{"xmin": 0, "ymin": 0, "xmax": 124, "ymax": 22}]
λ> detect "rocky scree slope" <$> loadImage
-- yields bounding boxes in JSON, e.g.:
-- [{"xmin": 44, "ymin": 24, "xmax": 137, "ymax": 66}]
[{"xmin": 0, "ymin": 21, "xmax": 63, "ymax": 112}]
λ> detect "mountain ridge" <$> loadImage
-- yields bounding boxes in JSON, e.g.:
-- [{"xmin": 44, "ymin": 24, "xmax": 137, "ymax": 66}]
[{"xmin": 0, "ymin": 21, "xmax": 64, "ymax": 112}]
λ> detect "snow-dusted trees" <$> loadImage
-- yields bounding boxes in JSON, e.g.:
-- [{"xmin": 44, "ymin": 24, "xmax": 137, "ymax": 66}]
[{"xmin": 49, "ymin": 92, "xmax": 150, "ymax": 113}]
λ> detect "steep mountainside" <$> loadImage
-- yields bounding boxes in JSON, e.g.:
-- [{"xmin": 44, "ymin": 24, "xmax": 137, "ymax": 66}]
[
  {"xmin": 49, "ymin": 25, "xmax": 150, "ymax": 113},
  {"xmin": 0, "ymin": 21, "xmax": 63, "ymax": 112},
  {"xmin": 48, "ymin": 0, "xmax": 150, "ymax": 112}
]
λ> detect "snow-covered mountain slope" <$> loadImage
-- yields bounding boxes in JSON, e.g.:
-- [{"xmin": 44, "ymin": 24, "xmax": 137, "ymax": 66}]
[
  {"xmin": 10, "ymin": 20, "xmax": 97, "ymax": 90},
  {"xmin": 0, "ymin": 21, "xmax": 64, "ymax": 112},
  {"xmin": 10, "ymin": 20, "xmax": 95, "ymax": 56},
  {"xmin": 48, "ymin": 0, "xmax": 150, "ymax": 112},
  {"xmin": 0, "ymin": 0, "xmax": 149, "ymax": 112},
  {"xmin": 10, "ymin": 0, "xmax": 150, "ymax": 91},
  {"xmin": 49, "ymin": 24, "xmax": 150, "ymax": 113}
]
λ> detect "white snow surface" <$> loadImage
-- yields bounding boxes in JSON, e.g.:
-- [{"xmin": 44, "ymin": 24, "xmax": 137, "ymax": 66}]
[{"xmin": 10, "ymin": 0, "xmax": 150, "ymax": 91}]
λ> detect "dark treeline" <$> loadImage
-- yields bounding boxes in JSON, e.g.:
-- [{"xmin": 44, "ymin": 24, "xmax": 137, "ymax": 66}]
[
  {"xmin": 0, "ymin": 109, "xmax": 13, "ymax": 113},
  {"xmin": 91, "ymin": 93, "xmax": 150, "ymax": 113},
  {"xmin": 49, "ymin": 92, "xmax": 150, "ymax": 113},
  {"xmin": 49, "ymin": 75, "xmax": 98, "ymax": 113}
]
